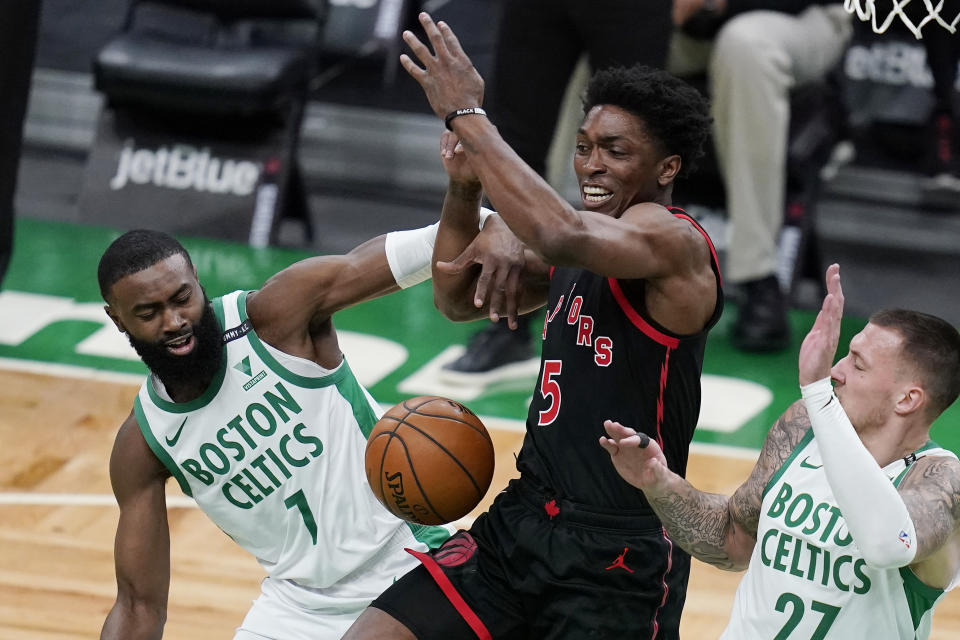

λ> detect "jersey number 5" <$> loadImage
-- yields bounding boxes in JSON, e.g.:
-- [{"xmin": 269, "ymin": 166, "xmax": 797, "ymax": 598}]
[{"xmin": 538, "ymin": 360, "xmax": 562, "ymax": 426}]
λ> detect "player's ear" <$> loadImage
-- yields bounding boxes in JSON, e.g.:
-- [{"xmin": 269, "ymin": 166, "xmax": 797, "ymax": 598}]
[
  {"xmin": 894, "ymin": 385, "xmax": 925, "ymax": 417},
  {"xmin": 104, "ymin": 304, "xmax": 126, "ymax": 334},
  {"xmin": 657, "ymin": 154, "xmax": 681, "ymax": 187}
]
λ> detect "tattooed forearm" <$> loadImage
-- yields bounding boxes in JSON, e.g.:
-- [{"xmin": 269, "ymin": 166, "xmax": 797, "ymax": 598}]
[
  {"xmin": 899, "ymin": 456, "xmax": 960, "ymax": 559},
  {"xmin": 648, "ymin": 485, "xmax": 742, "ymax": 570}
]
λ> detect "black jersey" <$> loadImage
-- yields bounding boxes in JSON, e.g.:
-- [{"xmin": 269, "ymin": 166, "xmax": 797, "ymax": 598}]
[{"xmin": 517, "ymin": 209, "xmax": 723, "ymax": 513}]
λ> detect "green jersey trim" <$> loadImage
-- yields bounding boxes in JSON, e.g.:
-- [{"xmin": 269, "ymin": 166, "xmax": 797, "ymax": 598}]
[
  {"xmin": 899, "ymin": 566, "xmax": 944, "ymax": 631},
  {"xmin": 763, "ymin": 427, "xmax": 814, "ymax": 499},
  {"xmin": 134, "ymin": 396, "xmax": 193, "ymax": 497},
  {"xmin": 332, "ymin": 358, "xmax": 380, "ymax": 439},
  {"xmin": 892, "ymin": 440, "xmax": 939, "ymax": 486},
  {"xmin": 407, "ymin": 522, "xmax": 451, "ymax": 549},
  {"xmin": 237, "ymin": 290, "xmax": 350, "ymax": 389},
  {"xmin": 145, "ymin": 296, "xmax": 228, "ymax": 413}
]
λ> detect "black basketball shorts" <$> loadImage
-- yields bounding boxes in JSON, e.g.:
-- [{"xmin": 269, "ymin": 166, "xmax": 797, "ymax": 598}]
[{"xmin": 371, "ymin": 478, "xmax": 690, "ymax": 640}]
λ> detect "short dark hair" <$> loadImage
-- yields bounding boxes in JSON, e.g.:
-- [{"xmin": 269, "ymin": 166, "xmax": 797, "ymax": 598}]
[
  {"xmin": 98, "ymin": 229, "xmax": 193, "ymax": 301},
  {"xmin": 869, "ymin": 308, "xmax": 960, "ymax": 420},
  {"xmin": 583, "ymin": 65, "xmax": 712, "ymax": 179}
]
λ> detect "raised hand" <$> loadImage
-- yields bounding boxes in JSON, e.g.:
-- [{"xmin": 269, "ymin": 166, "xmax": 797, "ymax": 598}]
[
  {"xmin": 436, "ymin": 215, "xmax": 525, "ymax": 328},
  {"xmin": 400, "ymin": 13, "xmax": 485, "ymax": 120},
  {"xmin": 598, "ymin": 420, "xmax": 670, "ymax": 491},
  {"xmin": 798, "ymin": 263, "xmax": 844, "ymax": 386},
  {"xmin": 440, "ymin": 130, "xmax": 479, "ymax": 185}
]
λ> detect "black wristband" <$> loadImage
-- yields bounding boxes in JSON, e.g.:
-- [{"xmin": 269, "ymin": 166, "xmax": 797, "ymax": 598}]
[{"xmin": 444, "ymin": 107, "xmax": 487, "ymax": 131}]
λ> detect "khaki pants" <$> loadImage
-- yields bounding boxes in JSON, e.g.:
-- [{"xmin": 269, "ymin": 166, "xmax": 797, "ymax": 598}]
[{"xmin": 668, "ymin": 5, "xmax": 853, "ymax": 283}]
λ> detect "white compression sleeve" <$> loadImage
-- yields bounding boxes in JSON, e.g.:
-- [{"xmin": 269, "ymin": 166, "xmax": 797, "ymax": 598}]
[
  {"xmin": 801, "ymin": 377, "xmax": 917, "ymax": 568},
  {"xmin": 384, "ymin": 222, "xmax": 439, "ymax": 289},
  {"xmin": 384, "ymin": 210, "xmax": 495, "ymax": 289}
]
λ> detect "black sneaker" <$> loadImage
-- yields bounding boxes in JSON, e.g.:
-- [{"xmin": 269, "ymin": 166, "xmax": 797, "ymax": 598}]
[
  {"xmin": 731, "ymin": 275, "xmax": 790, "ymax": 353},
  {"xmin": 440, "ymin": 319, "xmax": 538, "ymax": 383}
]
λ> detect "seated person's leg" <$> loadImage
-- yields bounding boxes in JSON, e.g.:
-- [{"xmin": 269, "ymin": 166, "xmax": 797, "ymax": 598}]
[{"xmin": 710, "ymin": 6, "xmax": 851, "ymax": 352}]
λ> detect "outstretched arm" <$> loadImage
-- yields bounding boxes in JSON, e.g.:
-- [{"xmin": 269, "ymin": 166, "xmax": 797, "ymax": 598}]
[
  {"xmin": 799, "ymin": 264, "xmax": 921, "ymax": 570},
  {"xmin": 399, "ymin": 14, "xmax": 711, "ymax": 282},
  {"xmin": 247, "ymin": 208, "xmax": 526, "ymax": 361},
  {"xmin": 798, "ymin": 264, "xmax": 960, "ymax": 582},
  {"xmin": 101, "ymin": 413, "xmax": 172, "ymax": 640},
  {"xmin": 599, "ymin": 403, "xmax": 810, "ymax": 571},
  {"xmin": 431, "ymin": 132, "xmax": 550, "ymax": 327}
]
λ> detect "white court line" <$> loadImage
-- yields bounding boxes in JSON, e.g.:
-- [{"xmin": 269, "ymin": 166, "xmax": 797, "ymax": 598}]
[
  {"xmin": 0, "ymin": 356, "xmax": 145, "ymax": 385},
  {"xmin": 0, "ymin": 492, "xmax": 196, "ymax": 508}
]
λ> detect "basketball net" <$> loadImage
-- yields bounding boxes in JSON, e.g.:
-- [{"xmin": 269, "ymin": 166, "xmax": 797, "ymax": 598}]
[{"xmin": 844, "ymin": 0, "xmax": 960, "ymax": 38}]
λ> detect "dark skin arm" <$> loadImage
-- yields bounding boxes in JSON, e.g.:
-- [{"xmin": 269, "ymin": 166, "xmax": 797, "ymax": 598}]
[
  {"xmin": 401, "ymin": 14, "xmax": 716, "ymax": 335},
  {"xmin": 432, "ymin": 131, "xmax": 551, "ymax": 327},
  {"xmin": 100, "ymin": 412, "xmax": 172, "ymax": 640},
  {"xmin": 599, "ymin": 400, "xmax": 811, "ymax": 571},
  {"xmin": 247, "ymin": 220, "xmax": 526, "ymax": 368}
]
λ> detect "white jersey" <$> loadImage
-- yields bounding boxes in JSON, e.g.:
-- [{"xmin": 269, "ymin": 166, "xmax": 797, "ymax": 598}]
[
  {"xmin": 135, "ymin": 290, "xmax": 449, "ymax": 612},
  {"xmin": 722, "ymin": 429, "xmax": 958, "ymax": 640}
]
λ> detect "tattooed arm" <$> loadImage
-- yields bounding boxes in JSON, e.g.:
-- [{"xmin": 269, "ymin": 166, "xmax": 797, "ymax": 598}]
[
  {"xmin": 898, "ymin": 455, "xmax": 960, "ymax": 588},
  {"xmin": 600, "ymin": 400, "xmax": 811, "ymax": 571}
]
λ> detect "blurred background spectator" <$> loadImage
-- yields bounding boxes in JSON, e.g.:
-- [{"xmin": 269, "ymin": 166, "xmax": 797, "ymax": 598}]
[
  {"xmin": 668, "ymin": 0, "xmax": 853, "ymax": 352},
  {"xmin": 0, "ymin": 0, "xmax": 42, "ymax": 289}
]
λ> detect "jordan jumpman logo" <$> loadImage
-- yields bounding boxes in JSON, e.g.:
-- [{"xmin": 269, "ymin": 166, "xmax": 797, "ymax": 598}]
[{"xmin": 605, "ymin": 547, "xmax": 634, "ymax": 573}]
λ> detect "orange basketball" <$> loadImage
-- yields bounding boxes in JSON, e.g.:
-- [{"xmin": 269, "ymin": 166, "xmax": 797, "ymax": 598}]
[{"xmin": 365, "ymin": 396, "xmax": 495, "ymax": 526}]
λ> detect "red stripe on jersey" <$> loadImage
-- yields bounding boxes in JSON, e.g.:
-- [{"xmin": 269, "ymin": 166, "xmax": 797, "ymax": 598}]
[
  {"xmin": 655, "ymin": 346, "xmax": 672, "ymax": 447},
  {"xmin": 549, "ymin": 265, "xmax": 555, "ymax": 280},
  {"xmin": 405, "ymin": 549, "xmax": 493, "ymax": 640},
  {"xmin": 671, "ymin": 212, "xmax": 723, "ymax": 287},
  {"xmin": 607, "ymin": 278, "xmax": 680, "ymax": 349},
  {"xmin": 650, "ymin": 527, "xmax": 675, "ymax": 639}
]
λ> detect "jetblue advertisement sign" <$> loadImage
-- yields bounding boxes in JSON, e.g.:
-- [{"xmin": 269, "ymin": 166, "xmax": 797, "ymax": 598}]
[
  {"xmin": 841, "ymin": 27, "xmax": 960, "ymax": 127},
  {"xmin": 79, "ymin": 108, "xmax": 291, "ymax": 247}
]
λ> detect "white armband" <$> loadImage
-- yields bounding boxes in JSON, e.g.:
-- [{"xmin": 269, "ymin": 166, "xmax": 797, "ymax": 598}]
[
  {"xmin": 384, "ymin": 222, "xmax": 439, "ymax": 289},
  {"xmin": 385, "ymin": 211, "xmax": 495, "ymax": 289},
  {"xmin": 478, "ymin": 207, "xmax": 495, "ymax": 230},
  {"xmin": 801, "ymin": 377, "xmax": 917, "ymax": 568}
]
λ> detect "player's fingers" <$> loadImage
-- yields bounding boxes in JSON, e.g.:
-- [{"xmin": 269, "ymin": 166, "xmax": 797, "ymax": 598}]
[
  {"xmin": 598, "ymin": 436, "xmax": 619, "ymax": 456},
  {"xmin": 435, "ymin": 259, "xmax": 470, "ymax": 275},
  {"xmin": 401, "ymin": 29, "xmax": 434, "ymax": 66},
  {"xmin": 474, "ymin": 262, "xmax": 493, "ymax": 309},
  {"xmin": 441, "ymin": 130, "xmax": 457, "ymax": 159},
  {"xmin": 417, "ymin": 12, "xmax": 449, "ymax": 58},
  {"xmin": 602, "ymin": 420, "xmax": 636, "ymax": 439},
  {"xmin": 399, "ymin": 53, "xmax": 426, "ymax": 83},
  {"xmin": 437, "ymin": 20, "xmax": 468, "ymax": 59},
  {"xmin": 503, "ymin": 266, "xmax": 521, "ymax": 330}
]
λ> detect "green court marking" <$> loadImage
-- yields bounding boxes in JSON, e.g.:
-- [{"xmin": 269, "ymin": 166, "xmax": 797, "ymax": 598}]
[{"xmin": 3, "ymin": 218, "xmax": 958, "ymax": 453}]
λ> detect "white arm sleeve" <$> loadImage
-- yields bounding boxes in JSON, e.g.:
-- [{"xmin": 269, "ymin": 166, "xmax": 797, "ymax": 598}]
[
  {"xmin": 384, "ymin": 208, "xmax": 497, "ymax": 289},
  {"xmin": 384, "ymin": 222, "xmax": 439, "ymax": 289},
  {"xmin": 801, "ymin": 377, "xmax": 917, "ymax": 568}
]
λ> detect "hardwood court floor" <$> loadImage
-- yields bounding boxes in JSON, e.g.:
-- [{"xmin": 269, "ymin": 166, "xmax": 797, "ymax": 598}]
[{"xmin": 1, "ymin": 368, "xmax": 958, "ymax": 638}]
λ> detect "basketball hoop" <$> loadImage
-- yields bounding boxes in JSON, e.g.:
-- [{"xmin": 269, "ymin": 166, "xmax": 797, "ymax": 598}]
[{"xmin": 844, "ymin": 0, "xmax": 960, "ymax": 38}]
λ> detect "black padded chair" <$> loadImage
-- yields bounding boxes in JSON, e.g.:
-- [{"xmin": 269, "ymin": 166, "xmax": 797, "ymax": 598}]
[
  {"xmin": 86, "ymin": 0, "xmax": 328, "ymax": 245},
  {"xmin": 95, "ymin": 0, "xmax": 328, "ymax": 117}
]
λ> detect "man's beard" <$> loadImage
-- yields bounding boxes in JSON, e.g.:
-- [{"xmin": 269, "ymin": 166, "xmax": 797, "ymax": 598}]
[{"xmin": 128, "ymin": 297, "xmax": 224, "ymax": 390}]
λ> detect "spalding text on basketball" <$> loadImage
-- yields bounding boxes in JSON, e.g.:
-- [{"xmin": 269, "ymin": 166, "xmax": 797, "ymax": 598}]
[{"xmin": 384, "ymin": 470, "xmax": 431, "ymax": 523}]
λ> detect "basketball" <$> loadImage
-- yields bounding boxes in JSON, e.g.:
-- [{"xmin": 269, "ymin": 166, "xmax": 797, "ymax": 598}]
[{"xmin": 365, "ymin": 396, "xmax": 495, "ymax": 526}]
